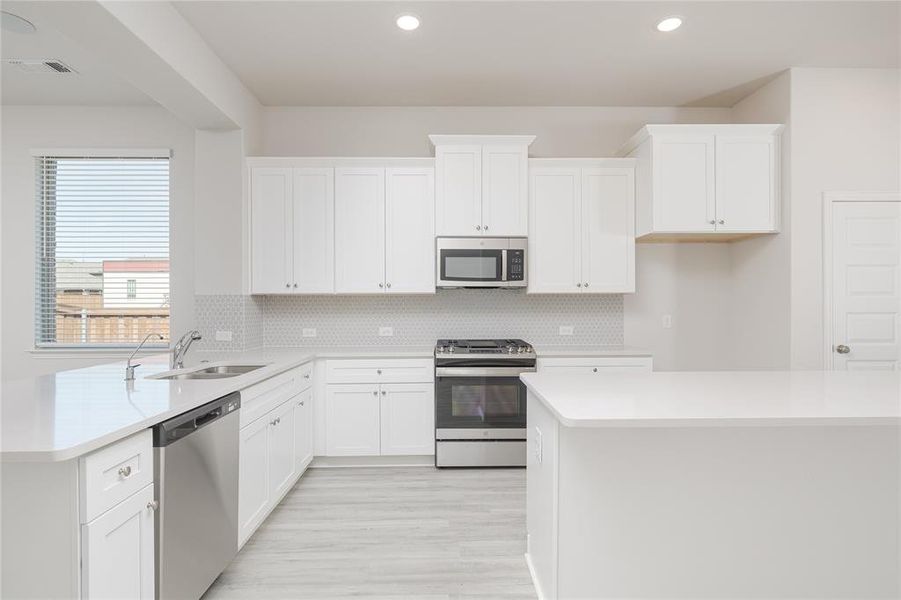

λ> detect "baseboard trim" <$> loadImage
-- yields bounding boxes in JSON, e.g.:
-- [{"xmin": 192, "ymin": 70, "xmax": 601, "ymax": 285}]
[
  {"xmin": 525, "ymin": 552, "xmax": 546, "ymax": 600},
  {"xmin": 309, "ymin": 455, "xmax": 435, "ymax": 468}
]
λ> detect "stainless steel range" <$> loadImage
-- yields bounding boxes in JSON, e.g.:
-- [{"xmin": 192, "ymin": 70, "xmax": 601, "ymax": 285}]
[{"xmin": 434, "ymin": 339, "xmax": 536, "ymax": 467}]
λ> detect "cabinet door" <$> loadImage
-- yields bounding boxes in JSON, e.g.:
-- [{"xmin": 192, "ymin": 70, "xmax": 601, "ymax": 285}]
[
  {"xmin": 293, "ymin": 168, "xmax": 335, "ymax": 292},
  {"xmin": 293, "ymin": 387, "xmax": 314, "ymax": 470},
  {"xmin": 269, "ymin": 400, "xmax": 297, "ymax": 501},
  {"xmin": 482, "ymin": 144, "xmax": 529, "ymax": 236},
  {"xmin": 379, "ymin": 383, "xmax": 435, "ymax": 455},
  {"xmin": 581, "ymin": 168, "xmax": 635, "ymax": 293},
  {"xmin": 435, "ymin": 145, "xmax": 482, "ymax": 236},
  {"xmin": 335, "ymin": 168, "xmax": 386, "ymax": 293},
  {"xmin": 81, "ymin": 483, "xmax": 154, "ymax": 600},
  {"xmin": 326, "ymin": 384, "xmax": 380, "ymax": 456},
  {"xmin": 715, "ymin": 135, "xmax": 778, "ymax": 232},
  {"xmin": 251, "ymin": 168, "xmax": 293, "ymax": 293},
  {"xmin": 652, "ymin": 135, "xmax": 716, "ymax": 232},
  {"xmin": 528, "ymin": 168, "xmax": 582, "ymax": 293},
  {"xmin": 238, "ymin": 416, "xmax": 270, "ymax": 546},
  {"xmin": 385, "ymin": 168, "xmax": 435, "ymax": 293}
]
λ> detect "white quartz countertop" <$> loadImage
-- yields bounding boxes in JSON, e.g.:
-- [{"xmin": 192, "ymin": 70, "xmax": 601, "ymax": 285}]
[{"xmin": 521, "ymin": 370, "xmax": 901, "ymax": 428}]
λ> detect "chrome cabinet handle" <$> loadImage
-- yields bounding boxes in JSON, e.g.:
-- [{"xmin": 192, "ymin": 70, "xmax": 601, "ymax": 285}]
[
  {"xmin": 118, "ymin": 466, "xmax": 132, "ymax": 478},
  {"xmin": 476, "ymin": 225, "xmax": 481, "ymax": 231},
  {"xmin": 835, "ymin": 344, "xmax": 851, "ymax": 354},
  {"xmin": 146, "ymin": 500, "xmax": 159, "ymax": 511}
]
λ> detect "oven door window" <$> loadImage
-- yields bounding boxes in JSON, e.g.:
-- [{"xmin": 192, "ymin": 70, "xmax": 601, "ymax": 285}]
[
  {"xmin": 435, "ymin": 375, "xmax": 526, "ymax": 429},
  {"xmin": 440, "ymin": 249, "xmax": 503, "ymax": 283}
]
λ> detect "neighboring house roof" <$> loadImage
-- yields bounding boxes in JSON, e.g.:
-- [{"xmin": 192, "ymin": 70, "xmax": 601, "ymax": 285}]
[
  {"xmin": 56, "ymin": 260, "xmax": 103, "ymax": 291},
  {"xmin": 102, "ymin": 260, "xmax": 170, "ymax": 273}
]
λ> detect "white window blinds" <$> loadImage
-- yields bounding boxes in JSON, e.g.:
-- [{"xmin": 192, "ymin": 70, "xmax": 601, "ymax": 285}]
[{"xmin": 35, "ymin": 155, "xmax": 171, "ymax": 347}]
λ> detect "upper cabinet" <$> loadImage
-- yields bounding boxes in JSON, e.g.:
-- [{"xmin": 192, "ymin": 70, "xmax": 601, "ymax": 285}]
[
  {"xmin": 249, "ymin": 159, "xmax": 434, "ymax": 295},
  {"xmin": 529, "ymin": 159, "xmax": 635, "ymax": 294},
  {"xmin": 619, "ymin": 124, "xmax": 783, "ymax": 241},
  {"xmin": 430, "ymin": 135, "xmax": 535, "ymax": 237}
]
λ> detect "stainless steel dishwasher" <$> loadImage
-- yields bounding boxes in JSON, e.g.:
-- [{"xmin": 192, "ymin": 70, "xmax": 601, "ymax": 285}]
[{"xmin": 153, "ymin": 392, "xmax": 241, "ymax": 600}]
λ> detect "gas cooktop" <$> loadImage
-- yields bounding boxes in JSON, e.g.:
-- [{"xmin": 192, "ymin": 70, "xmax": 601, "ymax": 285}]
[{"xmin": 435, "ymin": 338, "xmax": 534, "ymax": 356}]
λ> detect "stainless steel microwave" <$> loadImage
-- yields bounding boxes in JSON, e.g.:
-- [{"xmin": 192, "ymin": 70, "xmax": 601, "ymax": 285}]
[{"xmin": 436, "ymin": 237, "xmax": 527, "ymax": 288}]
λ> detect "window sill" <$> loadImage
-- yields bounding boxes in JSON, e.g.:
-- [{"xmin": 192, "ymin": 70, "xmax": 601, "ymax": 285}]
[{"xmin": 27, "ymin": 347, "xmax": 170, "ymax": 360}]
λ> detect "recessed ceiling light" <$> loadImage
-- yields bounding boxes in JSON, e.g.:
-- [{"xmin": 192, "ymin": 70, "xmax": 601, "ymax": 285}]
[
  {"xmin": 656, "ymin": 16, "xmax": 683, "ymax": 33},
  {"xmin": 396, "ymin": 14, "xmax": 420, "ymax": 31},
  {"xmin": 1, "ymin": 11, "xmax": 36, "ymax": 34}
]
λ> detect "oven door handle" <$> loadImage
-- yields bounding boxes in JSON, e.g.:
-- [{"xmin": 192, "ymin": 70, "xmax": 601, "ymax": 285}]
[{"xmin": 435, "ymin": 367, "xmax": 536, "ymax": 377}]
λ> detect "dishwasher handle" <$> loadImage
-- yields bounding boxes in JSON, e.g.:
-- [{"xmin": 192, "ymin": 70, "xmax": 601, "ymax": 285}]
[{"xmin": 153, "ymin": 392, "xmax": 241, "ymax": 447}]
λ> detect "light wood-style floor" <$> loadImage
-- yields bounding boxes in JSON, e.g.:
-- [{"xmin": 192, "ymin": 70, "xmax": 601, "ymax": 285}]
[{"xmin": 204, "ymin": 467, "xmax": 536, "ymax": 600}]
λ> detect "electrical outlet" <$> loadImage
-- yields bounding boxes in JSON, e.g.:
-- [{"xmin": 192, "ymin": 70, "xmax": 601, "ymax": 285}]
[
  {"xmin": 559, "ymin": 325, "xmax": 574, "ymax": 336},
  {"xmin": 379, "ymin": 326, "xmax": 394, "ymax": 337},
  {"xmin": 302, "ymin": 328, "xmax": 317, "ymax": 338},
  {"xmin": 215, "ymin": 330, "xmax": 232, "ymax": 342},
  {"xmin": 662, "ymin": 314, "xmax": 673, "ymax": 329}
]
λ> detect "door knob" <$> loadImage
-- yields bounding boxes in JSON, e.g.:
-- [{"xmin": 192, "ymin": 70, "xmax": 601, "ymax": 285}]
[
  {"xmin": 146, "ymin": 500, "xmax": 159, "ymax": 511},
  {"xmin": 835, "ymin": 344, "xmax": 851, "ymax": 354}
]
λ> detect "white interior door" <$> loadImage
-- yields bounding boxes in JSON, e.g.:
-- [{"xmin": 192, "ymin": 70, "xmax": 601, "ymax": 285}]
[
  {"xmin": 334, "ymin": 168, "xmax": 386, "ymax": 293},
  {"xmin": 831, "ymin": 200, "xmax": 901, "ymax": 370},
  {"xmin": 528, "ymin": 167, "xmax": 582, "ymax": 293},
  {"xmin": 581, "ymin": 168, "xmax": 635, "ymax": 293},
  {"xmin": 385, "ymin": 167, "xmax": 435, "ymax": 293},
  {"xmin": 250, "ymin": 168, "xmax": 292, "ymax": 293},
  {"xmin": 293, "ymin": 168, "xmax": 334, "ymax": 293}
]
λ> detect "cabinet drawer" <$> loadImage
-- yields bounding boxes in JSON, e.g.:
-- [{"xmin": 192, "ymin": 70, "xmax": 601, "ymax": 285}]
[
  {"xmin": 326, "ymin": 358, "xmax": 433, "ymax": 384},
  {"xmin": 240, "ymin": 363, "xmax": 311, "ymax": 428},
  {"xmin": 80, "ymin": 429, "xmax": 153, "ymax": 523},
  {"xmin": 537, "ymin": 356, "xmax": 653, "ymax": 373}
]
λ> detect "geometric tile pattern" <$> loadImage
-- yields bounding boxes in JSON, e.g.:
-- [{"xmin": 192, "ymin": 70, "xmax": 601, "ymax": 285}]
[{"xmin": 196, "ymin": 290, "xmax": 623, "ymax": 350}]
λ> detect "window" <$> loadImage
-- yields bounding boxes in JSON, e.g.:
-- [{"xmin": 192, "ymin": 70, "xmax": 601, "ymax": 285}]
[{"xmin": 35, "ymin": 153, "xmax": 171, "ymax": 347}]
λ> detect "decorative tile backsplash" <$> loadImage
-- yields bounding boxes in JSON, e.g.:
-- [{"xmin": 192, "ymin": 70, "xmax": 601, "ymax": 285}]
[{"xmin": 196, "ymin": 291, "xmax": 623, "ymax": 350}]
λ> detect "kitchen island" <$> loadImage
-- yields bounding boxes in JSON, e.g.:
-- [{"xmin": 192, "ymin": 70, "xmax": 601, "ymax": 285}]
[{"xmin": 521, "ymin": 370, "xmax": 901, "ymax": 600}]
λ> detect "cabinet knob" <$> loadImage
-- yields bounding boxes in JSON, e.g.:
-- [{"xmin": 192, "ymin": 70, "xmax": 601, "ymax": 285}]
[
  {"xmin": 146, "ymin": 500, "xmax": 159, "ymax": 511},
  {"xmin": 708, "ymin": 220, "xmax": 716, "ymax": 225},
  {"xmin": 377, "ymin": 369, "xmax": 382, "ymax": 375},
  {"xmin": 285, "ymin": 283, "xmax": 290, "ymax": 288},
  {"xmin": 584, "ymin": 282, "xmax": 589, "ymax": 288},
  {"xmin": 592, "ymin": 368, "xmax": 598, "ymax": 373},
  {"xmin": 476, "ymin": 225, "xmax": 481, "ymax": 231},
  {"xmin": 381, "ymin": 390, "xmax": 386, "ymax": 396},
  {"xmin": 718, "ymin": 219, "xmax": 725, "ymax": 225},
  {"xmin": 576, "ymin": 283, "xmax": 582, "ymax": 288},
  {"xmin": 372, "ymin": 390, "xmax": 378, "ymax": 396},
  {"xmin": 386, "ymin": 282, "xmax": 391, "ymax": 289},
  {"xmin": 293, "ymin": 283, "xmax": 298, "ymax": 288},
  {"xmin": 303, "ymin": 373, "xmax": 310, "ymax": 379},
  {"xmin": 483, "ymin": 225, "xmax": 488, "ymax": 231},
  {"xmin": 118, "ymin": 466, "xmax": 132, "ymax": 478},
  {"xmin": 378, "ymin": 282, "xmax": 384, "ymax": 288},
  {"xmin": 298, "ymin": 400, "xmax": 305, "ymax": 407}
]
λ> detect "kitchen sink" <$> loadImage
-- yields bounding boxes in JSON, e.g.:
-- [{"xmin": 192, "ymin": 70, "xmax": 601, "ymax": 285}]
[{"xmin": 151, "ymin": 364, "xmax": 266, "ymax": 380}]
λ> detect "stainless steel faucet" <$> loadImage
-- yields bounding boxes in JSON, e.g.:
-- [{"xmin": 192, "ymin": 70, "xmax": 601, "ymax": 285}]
[
  {"xmin": 171, "ymin": 330, "xmax": 202, "ymax": 369},
  {"xmin": 126, "ymin": 333, "xmax": 164, "ymax": 380}
]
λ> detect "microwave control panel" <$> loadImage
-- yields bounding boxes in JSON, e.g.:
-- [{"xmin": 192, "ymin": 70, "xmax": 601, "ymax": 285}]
[{"xmin": 506, "ymin": 250, "xmax": 525, "ymax": 281}]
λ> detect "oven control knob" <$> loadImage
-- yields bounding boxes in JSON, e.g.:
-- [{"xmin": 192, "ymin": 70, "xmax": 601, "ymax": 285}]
[
  {"xmin": 517, "ymin": 346, "xmax": 525, "ymax": 353},
  {"xmin": 448, "ymin": 346, "xmax": 455, "ymax": 353},
  {"xmin": 507, "ymin": 346, "xmax": 515, "ymax": 353}
]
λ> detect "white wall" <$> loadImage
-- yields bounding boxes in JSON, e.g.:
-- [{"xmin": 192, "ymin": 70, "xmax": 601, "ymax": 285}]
[
  {"xmin": 789, "ymin": 68, "xmax": 900, "ymax": 369},
  {"xmin": 729, "ymin": 71, "xmax": 793, "ymax": 369},
  {"xmin": 0, "ymin": 106, "xmax": 195, "ymax": 379},
  {"xmin": 261, "ymin": 105, "xmax": 734, "ymax": 370}
]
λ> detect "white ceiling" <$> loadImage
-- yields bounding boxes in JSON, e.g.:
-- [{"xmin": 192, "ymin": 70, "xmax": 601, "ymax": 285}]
[
  {"xmin": 173, "ymin": 0, "xmax": 900, "ymax": 107},
  {"xmin": 1, "ymin": 3, "xmax": 154, "ymax": 106}
]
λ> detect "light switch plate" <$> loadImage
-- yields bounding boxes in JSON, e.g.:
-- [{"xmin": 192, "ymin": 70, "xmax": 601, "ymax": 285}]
[
  {"xmin": 559, "ymin": 325, "xmax": 574, "ymax": 336},
  {"xmin": 379, "ymin": 327, "xmax": 394, "ymax": 337},
  {"xmin": 302, "ymin": 328, "xmax": 317, "ymax": 338},
  {"xmin": 215, "ymin": 330, "xmax": 232, "ymax": 342}
]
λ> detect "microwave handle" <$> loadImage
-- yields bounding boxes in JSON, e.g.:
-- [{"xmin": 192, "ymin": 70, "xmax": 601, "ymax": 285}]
[{"xmin": 501, "ymin": 249, "xmax": 507, "ymax": 282}]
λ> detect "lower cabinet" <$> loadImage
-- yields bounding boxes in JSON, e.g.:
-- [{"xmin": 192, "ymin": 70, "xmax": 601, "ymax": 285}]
[
  {"xmin": 238, "ymin": 415, "xmax": 271, "ymax": 545},
  {"xmin": 326, "ymin": 382, "xmax": 435, "ymax": 456},
  {"xmin": 293, "ymin": 387, "xmax": 314, "ymax": 468},
  {"xmin": 81, "ymin": 483, "xmax": 155, "ymax": 600},
  {"xmin": 269, "ymin": 399, "xmax": 297, "ymax": 501}
]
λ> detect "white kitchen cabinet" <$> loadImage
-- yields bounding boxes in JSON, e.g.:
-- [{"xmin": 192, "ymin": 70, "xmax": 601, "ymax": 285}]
[
  {"xmin": 293, "ymin": 387, "xmax": 314, "ymax": 469},
  {"xmin": 81, "ymin": 483, "xmax": 155, "ymax": 600},
  {"xmin": 250, "ymin": 167, "xmax": 334, "ymax": 294},
  {"xmin": 385, "ymin": 168, "xmax": 435, "ymax": 293},
  {"xmin": 620, "ymin": 124, "xmax": 782, "ymax": 241},
  {"xmin": 326, "ymin": 384, "xmax": 382, "ymax": 456},
  {"xmin": 268, "ymin": 399, "xmax": 297, "ymax": 502},
  {"xmin": 335, "ymin": 167, "xmax": 386, "ymax": 293},
  {"xmin": 238, "ymin": 415, "xmax": 270, "ymax": 545},
  {"xmin": 529, "ymin": 160, "xmax": 635, "ymax": 294},
  {"xmin": 251, "ymin": 167, "xmax": 293, "ymax": 293},
  {"xmin": 379, "ymin": 383, "xmax": 435, "ymax": 455},
  {"xmin": 537, "ymin": 356, "xmax": 653, "ymax": 373},
  {"xmin": 430, "ymin": 135, "xmax": 534, "ymax": 236}
]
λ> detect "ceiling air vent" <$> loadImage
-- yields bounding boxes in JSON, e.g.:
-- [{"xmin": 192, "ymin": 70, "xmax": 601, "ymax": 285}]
[{"xmin": 4, "ymin": 59, "xmax": 76, "ymax": 74}]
